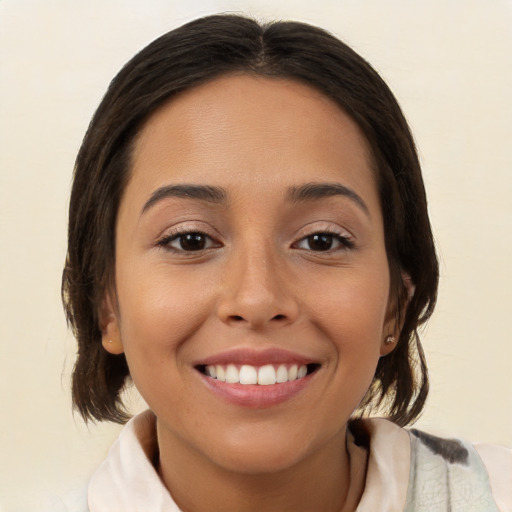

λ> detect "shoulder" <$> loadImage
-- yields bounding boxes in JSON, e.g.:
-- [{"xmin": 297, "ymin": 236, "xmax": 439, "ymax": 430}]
[
  {"xmin": 350, "ymin": 418, "xmax": 511, "ymax": 512},
  {"xmin": 474, "ymin": 441, "xmax": 512, "ymax": 512},
  {"xmin": 87, "ymin": 410, "xmax": 180, "ymax": 511},
  {"xmin": 405, "ymin": 427, "xmax": 507, "ymax": 511},
  {"xmin": 38, "ymin": 482, "xmax": 90, "ymax": 512}
]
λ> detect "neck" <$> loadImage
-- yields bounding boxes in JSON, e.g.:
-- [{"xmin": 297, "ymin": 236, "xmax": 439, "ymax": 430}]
[{"xmin": 156, "ymin": 422, "xmax": 367, "ymax": 512}]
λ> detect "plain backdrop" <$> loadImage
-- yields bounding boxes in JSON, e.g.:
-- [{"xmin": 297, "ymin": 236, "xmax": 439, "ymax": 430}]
[{"xmin": 1, "ymin": 1, "xmax": 511, "ymax": 510}]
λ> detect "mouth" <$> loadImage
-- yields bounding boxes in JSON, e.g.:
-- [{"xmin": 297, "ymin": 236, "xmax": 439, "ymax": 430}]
[
  {"xmin": 196, "ymin": 362, "xmax": 321, "ymax": 385},
  {"xmin": 193, "ymin": 348, "xmax": 321, "ymax": 407}
]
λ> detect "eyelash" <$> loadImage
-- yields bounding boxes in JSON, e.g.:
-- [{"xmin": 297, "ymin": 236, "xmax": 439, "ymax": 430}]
[
  {"xmin": 293, "ymin": 229, "xmax": 355, "ymax": 252},
  {"xmin": 156, "ymin": 229, "xmax": 220, "ymax": 253},
  {"xmin": 156, "ymin": 228, "xmax": 354, "ymax": 253}
]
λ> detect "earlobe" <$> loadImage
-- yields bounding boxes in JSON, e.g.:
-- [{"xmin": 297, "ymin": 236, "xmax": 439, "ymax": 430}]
[
  {"xmin": 380, "ymin": 333, "xmax": 397, "ymax": 356},
  {"xmin": 99, "ymin": 294, "xmax": 124, "ymax": 355},
  {"xmin": 380, "ymin": 271, "xmax": 415, "ymax": 357},
  {"xmin": 101, "ymin": 326, "xmax": 124, "ymax": 355}
]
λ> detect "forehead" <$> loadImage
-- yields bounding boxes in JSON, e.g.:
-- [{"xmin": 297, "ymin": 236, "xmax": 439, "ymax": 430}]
[{"xmin": 128, "ymin": 74, "xmax": 377, "ymax": 207}]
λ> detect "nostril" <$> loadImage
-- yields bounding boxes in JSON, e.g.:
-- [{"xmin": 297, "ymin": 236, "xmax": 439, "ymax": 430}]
[
  {"xmin": 231, "ymin": 315, "xmax": 244, "ymax": 322},
  {"xmin": 273, "ymin": 314, "xmax": 286, "ymax": 321}
]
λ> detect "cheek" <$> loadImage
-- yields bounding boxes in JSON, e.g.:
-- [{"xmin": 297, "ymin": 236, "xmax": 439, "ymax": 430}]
[
  {"xmin": 114, "ymin": 271, "xmax": 213, "ymax": 415},
  {"xmin": 303, "ymin": 266, "xmax": 390, "ymax": 341},
  {"xmin": 115, "ymin": 262, "xmax": 214, "ymax": 367},
  {"xmin": 302, "ymin": 265, "xmax": 390, "ymax": 388}
]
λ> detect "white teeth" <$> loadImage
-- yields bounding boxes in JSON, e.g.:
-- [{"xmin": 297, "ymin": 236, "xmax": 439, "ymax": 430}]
[
  {"xmin": 239, "ymin": 365, "xmax": 258, "ymax": 384},
  {"xmin": 276, "ymin": 364, "xmax": 288, "ymax": 383},
  {"xmin": 258, "ymin": 364, "xmax": 276, "ymax": 385},
  {"xmin": 216, "ymin": 365, "xmax": 226, "ymax": 382},
  {"xmin": 225, "ymin": 364, "xmax": 239, "ymax": 383},
  {"xmin": 204, "ymin": 363, "xmax": 311, "ymax": 385}
]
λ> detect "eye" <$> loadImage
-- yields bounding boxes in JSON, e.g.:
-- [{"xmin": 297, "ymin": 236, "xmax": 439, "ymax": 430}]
[
  {"xmin": 295, "ymin": 232, "xmax": 354, "ymax": 252},
  {"xmin": 158, "ymin": 231, "xmax": 219, "ymax": 252}
]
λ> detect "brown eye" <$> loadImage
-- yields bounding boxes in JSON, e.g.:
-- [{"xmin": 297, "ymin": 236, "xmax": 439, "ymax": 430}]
[
  {"xmin": 160, "ymin": 231, "xmax": 218, "ymax": 252},
  {"xmin": 295, "ymin": 232, "xmax": 354, "ymax": 252},
  {"xmin": 178, "ymin": 233, "xmax": 207, "ymax": 251},
  {"xmin": 307, "ymin": 234, "xmax": 334, "ymax": 251}
]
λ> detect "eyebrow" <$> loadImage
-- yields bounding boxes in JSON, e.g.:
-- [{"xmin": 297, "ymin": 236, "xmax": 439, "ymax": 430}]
[
  {"xmin": 141, "ymin": 184, "xmax": 227, "ymax": 214},
  {"xmin": 287, "ymin": 182, "xmax": 370, "ymax": 217},
  {"xmin": 140, "ymin": 181, "xmax": 369, "ymax": 217}
]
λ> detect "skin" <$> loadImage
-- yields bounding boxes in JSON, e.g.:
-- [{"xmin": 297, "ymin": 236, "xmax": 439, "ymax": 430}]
[{"xmin": 102, "ymin": 75, "xmax": 398, "ymax": 512}]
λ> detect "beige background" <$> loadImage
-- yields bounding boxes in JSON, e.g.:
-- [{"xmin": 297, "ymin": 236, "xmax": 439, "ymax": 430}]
[{"xmin": 1, "ymin": 0, "xmax": 511, "ymax": 510}]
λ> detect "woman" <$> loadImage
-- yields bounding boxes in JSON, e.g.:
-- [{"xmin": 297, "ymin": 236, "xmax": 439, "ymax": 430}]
[{"xmin": 62, "ymin": 14, "xmax": 511, "ymax": 511}]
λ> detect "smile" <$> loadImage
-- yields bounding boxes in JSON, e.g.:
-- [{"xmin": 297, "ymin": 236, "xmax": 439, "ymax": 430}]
[
  {"xmin": 193, "ymin": 348, "xmax": 321, "ymax": 407},
  {"xmin": 199, "ymin": 363, "xmax": 318, "ymax": 385}
]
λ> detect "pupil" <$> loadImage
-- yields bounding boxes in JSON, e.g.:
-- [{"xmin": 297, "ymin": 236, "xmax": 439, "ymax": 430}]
[
  {"xmin": 309, "ymin": 234, "xmax": 333, "ymax": 251},
  {"xmin": 180, "ymin": 233, "xmax": 205, "ymax": 251}
]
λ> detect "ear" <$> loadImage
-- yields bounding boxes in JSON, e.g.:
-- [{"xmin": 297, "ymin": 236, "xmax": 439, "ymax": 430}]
[
  {"xmin": 380, "ymin": 271, "xmax": 415, "ymax": 357},
  {"xmin": 98, "ymin": 292, "xmax": 124, "ymax": 355},
  {"xmin": 401, "ymin": 271, "xmax": 416, "ymax": 302},
  {"xmin": 380, "ymin": 329, "xmax": 398, "ymax": 357}
]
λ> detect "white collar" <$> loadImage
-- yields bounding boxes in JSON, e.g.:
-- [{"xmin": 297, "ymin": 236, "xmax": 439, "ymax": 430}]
[{"xmin": 88, "ymin": 411, "xmax": 411, "ymax": 512}]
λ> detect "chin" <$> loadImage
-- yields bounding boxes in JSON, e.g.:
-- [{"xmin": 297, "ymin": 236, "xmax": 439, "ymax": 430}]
[
  {"xmin": 202, "ymin": 424, "xmax": 342, "ymax": 476},
  {"xmin": 212, "ymin": 442, "xmax": 311, "ymax": 475}
]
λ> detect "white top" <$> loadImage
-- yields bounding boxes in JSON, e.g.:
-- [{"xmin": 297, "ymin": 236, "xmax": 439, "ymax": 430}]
[{"xmin": 87, "ymin": 410, "xmax": 512, "ymax": 512}]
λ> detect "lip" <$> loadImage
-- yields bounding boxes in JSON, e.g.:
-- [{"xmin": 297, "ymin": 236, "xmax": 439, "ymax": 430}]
[
  {"xmin": 193, "ymin": 347, "xmax": 314, "ymax": 367},
  {"xmin": 193, "ymin": 347, "xmax": 320, "ymax": 408},
  {"xmin": 198, "ymin": 371, "xmax": 315, "ymax": 408}
]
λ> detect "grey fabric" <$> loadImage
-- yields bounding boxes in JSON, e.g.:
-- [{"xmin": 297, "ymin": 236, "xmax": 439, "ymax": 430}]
[{"xmin": 404, "ymin": 430, "xmax": 500, "ymax": 512}]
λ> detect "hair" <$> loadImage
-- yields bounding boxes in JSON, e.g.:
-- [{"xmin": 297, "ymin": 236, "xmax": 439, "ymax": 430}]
[{"xmin": 62, "ymin": 13, "xmax": 438, "ymax": 426}]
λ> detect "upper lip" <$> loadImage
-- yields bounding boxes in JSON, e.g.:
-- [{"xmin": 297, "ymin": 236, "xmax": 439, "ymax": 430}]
[{"xmin": 193, "ymin": 347, "xmax": 317, "ymax": 367}]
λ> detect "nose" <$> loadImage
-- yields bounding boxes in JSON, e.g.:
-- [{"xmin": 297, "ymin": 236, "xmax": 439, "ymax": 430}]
[{"xmin": 216, "ymin": 244, "xmax": 300, "ymax": 330}]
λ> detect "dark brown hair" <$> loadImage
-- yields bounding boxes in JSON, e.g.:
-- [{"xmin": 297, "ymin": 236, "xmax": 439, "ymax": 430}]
[{"xmin": 62, "ymin": 14, "xmax": 438, "ymax": 425}]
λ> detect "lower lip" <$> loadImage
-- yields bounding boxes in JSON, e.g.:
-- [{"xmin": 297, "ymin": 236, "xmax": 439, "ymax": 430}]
[{"xmin": 198, "ymin": 372, "xmax": 314, "ymax": 408}]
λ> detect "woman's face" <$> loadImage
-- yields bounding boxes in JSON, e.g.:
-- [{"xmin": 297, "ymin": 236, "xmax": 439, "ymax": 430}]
[{"xmin": 104, "ymin": 75, "xmax": 396, "ymax": 474}]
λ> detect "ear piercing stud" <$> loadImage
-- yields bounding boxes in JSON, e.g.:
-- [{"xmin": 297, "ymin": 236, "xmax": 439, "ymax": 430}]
[{"xmin": 384, "ymin": 335, "xmax": 396, "ymax": 345}]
